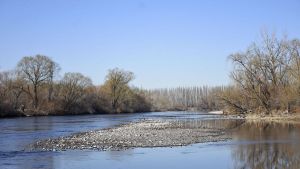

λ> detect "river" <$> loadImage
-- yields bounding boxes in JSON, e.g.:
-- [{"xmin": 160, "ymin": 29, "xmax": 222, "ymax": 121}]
[{"xmin": 1, "ymin": 111, "xmax": 300, "ymax": 169}]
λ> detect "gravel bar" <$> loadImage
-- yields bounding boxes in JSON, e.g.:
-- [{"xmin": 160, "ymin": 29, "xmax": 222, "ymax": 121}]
[{"xmin": 29, "ymin": 120, "xmax": 233, "ymax": 151}]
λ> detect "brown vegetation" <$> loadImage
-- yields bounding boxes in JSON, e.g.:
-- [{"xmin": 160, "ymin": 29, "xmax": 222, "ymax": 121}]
[
  {"xmin": 220, "ymin": 32, "xmax": 300, "ymax": 114},
  {"xmin": 0, "ymin": 56, "xmax": 152, "ymax": 117},
  {"xmin": 145, "ymin": 86, "xmax": 224, "ymax": 111},
  {"xmin": 1, "ymin": 32, "xmax": 300, "ymax": 117},
  {"xmin": 144, "ymin": 32, "xmax": 300, "ymax": 116}
]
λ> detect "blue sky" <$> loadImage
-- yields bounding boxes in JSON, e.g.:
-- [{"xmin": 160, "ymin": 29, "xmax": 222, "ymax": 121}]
[{"xmin": 0, "ymin": 0, "xmax": 300, "ymax": 88}]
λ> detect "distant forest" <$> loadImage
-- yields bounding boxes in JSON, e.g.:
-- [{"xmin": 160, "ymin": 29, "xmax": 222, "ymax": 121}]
[{"xmin": 1, "ymin": 32, "xmax": 300, "ymax": 117}]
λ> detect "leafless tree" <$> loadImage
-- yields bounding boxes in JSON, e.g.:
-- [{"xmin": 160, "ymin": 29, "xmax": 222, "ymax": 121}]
[
  {"xmin": 103, "ymin": 68, "xmax": 134, "ymax": 113},
  {"xmin": 17, "ymin": 55, "xmax": 59, "ymax": 109},
  {"xmin": 59, "ymin": 72, "xmax": 92, "ymax": 113},
  {"xmin": 146, "ymin": 86, "xmax": 224, "ymax": 111},
  {"xmin": 227, "ymin": 32, "xmax": 297, "ymax": 114}
]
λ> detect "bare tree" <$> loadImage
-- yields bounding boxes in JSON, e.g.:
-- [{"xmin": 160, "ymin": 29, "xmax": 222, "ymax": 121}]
[
  {"xmin": 0, "ymin": 70, "xmax": 27, "ymax": 115},
  {"xmin": 288, "ymin": 39, "xmax": 300, "ymax": 86},
  {"xmin": 228, "ymin": 32, "xmax": 294, "ymax": 113},
  {"xmin": 1, "ymin": 57, "xmax": 153, "ymax": 116},
  {"xmin": 59, "ymin": 72, "xmax": 92, "ymax": 113},
  {"xmin": 146, "ymin": 86, "xmax": 224, "ymax": 111},
  {"xmin": 17, "ymin": 55, "xmax": 59, "ymax": 109},
  {"xmin": 103, "ymin": 68, "xmax": 134, "ymax": 113}
]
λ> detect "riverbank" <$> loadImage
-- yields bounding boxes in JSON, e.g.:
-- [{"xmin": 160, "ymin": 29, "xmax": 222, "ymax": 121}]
[
  {"xmin": 209, "ymin": 109, "xmax": 300, "ymax": 124},
  {"xmin": 245, "ymin": 113, "xmax": 300, "ymax": 124},
  {"xmin": 0, "ymin": 110, "xmax": 153, "ymax": 119},
  {"xmin": 29, "ymin": 119, "xmax": 232, "ymax": 151}
]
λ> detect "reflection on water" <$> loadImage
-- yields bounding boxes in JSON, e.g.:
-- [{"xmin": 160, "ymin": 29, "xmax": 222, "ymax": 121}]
[
  {"xmin": 1, "ymin": 112, "xmax": 300, "ymax": 169},
  {"xmin": 231, "ymin": 122, "xmax": 300, "ymax": 169},
  {"xmin": 169, "ymin": 119, "xmax": 244, "ymax": 130}
]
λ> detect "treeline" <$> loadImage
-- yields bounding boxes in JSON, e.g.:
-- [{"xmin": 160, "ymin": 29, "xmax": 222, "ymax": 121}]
[
  {"xmin": 0, "ymin": 56, "xmax": 151, "ymax": 117},
  {"xmin": 1, "ymin": 32, "xmax": 300, "ymax": 117},
  {"xmin": 145, "ymin": 86, "xmax": 224, "ymax": 111},
  {"xmin": 146, "ymin": 32, "xmax": 300, "ymax": 115}
]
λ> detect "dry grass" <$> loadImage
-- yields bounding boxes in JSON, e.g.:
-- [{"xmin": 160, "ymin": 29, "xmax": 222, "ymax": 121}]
[{"xmin": 245, "ymin": 113, "xmax": 300, "ymax": 124}]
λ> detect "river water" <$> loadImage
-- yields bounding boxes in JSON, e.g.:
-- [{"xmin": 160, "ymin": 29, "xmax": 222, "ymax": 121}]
[{"xmin": 1, "ymin": 112, "xmax": 300, "ymax": 169}]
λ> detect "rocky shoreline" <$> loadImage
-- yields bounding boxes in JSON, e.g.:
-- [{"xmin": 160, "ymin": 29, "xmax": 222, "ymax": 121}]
[{"xmin": 29, "ymin": 119, "xmax": 237, "ymax": 151}]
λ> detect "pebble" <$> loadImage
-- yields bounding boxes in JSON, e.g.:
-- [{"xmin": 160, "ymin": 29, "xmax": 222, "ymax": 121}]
[{"xmin": 30, "ymin": 120, "xmax": 234, "ymax": 151}]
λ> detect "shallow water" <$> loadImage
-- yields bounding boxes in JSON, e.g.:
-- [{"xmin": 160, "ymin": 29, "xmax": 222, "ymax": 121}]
[{"xmin": 1, "ymin": 112, "xmax": 300, "ymax": 169}]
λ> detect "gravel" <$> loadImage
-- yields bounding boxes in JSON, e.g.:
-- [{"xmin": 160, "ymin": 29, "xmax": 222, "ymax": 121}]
[{"xmin": 29, "ymin": 119, "xmax": 234, "ymax": 151}]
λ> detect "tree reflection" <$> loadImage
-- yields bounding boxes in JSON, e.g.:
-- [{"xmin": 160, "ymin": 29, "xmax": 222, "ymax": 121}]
[{"xmin": 231, "ymin": 122, "xmax": 300, "ymax": 169}]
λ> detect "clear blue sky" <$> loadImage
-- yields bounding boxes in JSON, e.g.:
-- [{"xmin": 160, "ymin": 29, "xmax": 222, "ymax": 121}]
[{"xmin": 0, "ymin": 0, "xmax": 300, "ymax": 88}]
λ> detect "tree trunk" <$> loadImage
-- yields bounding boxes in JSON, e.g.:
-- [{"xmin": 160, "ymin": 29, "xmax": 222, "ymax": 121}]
[{"xmin": 34, "ymin": 84, "xmax": 38, "ymax": 109}]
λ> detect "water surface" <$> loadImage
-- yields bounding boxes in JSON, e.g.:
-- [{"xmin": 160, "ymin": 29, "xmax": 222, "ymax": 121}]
[{"xmin": 1, "ymin": 112, "xmax": 300, "ymax": 169}]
